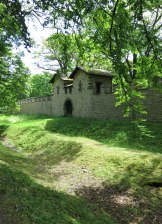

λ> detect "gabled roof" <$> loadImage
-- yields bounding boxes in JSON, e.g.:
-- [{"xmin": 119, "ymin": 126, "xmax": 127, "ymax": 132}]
[
  {"xmin": 69, "ymin": 66, "xmax": 114, "ymax": 79},
  {"xmin": 69, "ymin": 66, "xmax": 85, "ymax": 78},
  {"xmin": 88, "ymin": 69, "xmax": 114, "ymax": 77},
  {"xmin": 49, "ymin": 74, "xmax": 73, "ymax": 83},
  {"xmin": 50, "ymin": 66, "xmax": 114, "ymax": 83}
]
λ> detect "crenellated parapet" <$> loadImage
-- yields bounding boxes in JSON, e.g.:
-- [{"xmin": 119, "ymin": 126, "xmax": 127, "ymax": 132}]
[
  {"xmin": 19, "ymin": 95, "xmax": 53, "ymax": 115},
  {"xmin": 19, "ymin": 95, "xmax": 52, "ymax": 104}
]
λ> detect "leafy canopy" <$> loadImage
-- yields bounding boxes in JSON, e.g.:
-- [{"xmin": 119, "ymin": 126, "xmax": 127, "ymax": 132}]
[
  {"xmin": 27, "ymin": 73, "xmax": 53, "ymax": 98},
  {"xmin": 0, "ymin": 0, "xmax": 161, "ymax": 115},
  {"xmin": 39, "ymin": 32, "xmax": 113, "ymax": 75},
  {"xmin": 0, "ymin": 49, "xmax": 29, "ymax": 111},
  {"xmin": 0, "ymin": 1, "xmax": 31, "ymax": 110},
  {"xmin": 46, "ymin": 0, "xmax": 162, "ymax": 117}
]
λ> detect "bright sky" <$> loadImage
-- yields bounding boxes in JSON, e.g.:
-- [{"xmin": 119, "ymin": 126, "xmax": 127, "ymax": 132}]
[{"xmin": 21, "ymin": 19, "xmax": 54, "ymax": 74}]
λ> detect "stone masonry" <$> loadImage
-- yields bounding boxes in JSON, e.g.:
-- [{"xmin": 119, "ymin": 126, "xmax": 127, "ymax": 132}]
[{"xmin": 19, "ymin": 66, "xmax": 162, "ymax": 121}]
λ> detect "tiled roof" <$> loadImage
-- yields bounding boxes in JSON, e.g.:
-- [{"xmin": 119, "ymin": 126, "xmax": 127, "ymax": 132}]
[
  {"xmin": 50, "ymin": 67, "xmax": 114, "ymax": 83},
  {"xmin": 88, "ymin": 69, "xmax": 113, "ymax": 76},
  {"xmin": 69, "ymin": 66, "xmax": 114, "ymax": 78},
  {"xmin": 49, "ymin": 74, "xmax": 72, "ymax": 83}
]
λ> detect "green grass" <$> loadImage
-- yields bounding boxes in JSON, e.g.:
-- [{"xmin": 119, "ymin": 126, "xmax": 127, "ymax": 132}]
[
  {"xmin": 0, "ymin": 114, "xmax": 162, "ymax": 224},
  {"xmin": 0, "ymin": 143, "xmax": 114, "ymax": 224},
  {"xmin": 45, "ymin": 116, "xmax": 162, "ymax": 153}
]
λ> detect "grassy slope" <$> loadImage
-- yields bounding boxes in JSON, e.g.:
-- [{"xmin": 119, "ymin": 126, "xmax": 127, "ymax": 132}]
[
  {"xmin": 0, "ymin": 144, "xmax": 113, "ymax": 224},
  {"xmin": 0, "ymin": 115, "xmax": 162, "ymax": 224}
]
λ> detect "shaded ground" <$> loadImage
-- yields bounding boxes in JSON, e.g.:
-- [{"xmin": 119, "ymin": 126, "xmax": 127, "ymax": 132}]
[
  {"xmin": 46, "ymin": 161, "xmax": 103, "ymax": 194},
  {"xmin": 45, "ymin": 117, "xmax": 162, "ymax": 154},
  {"xmin": 37, "ymin": 158, "xmax": 162, "ymax": 224},
  {"xmin": 77, "ymin": 185, "xmax": 162, "ymax": 224},
  {"xmin": 0, "ymin": 161, "xmax": 113, "ymax": 224}
]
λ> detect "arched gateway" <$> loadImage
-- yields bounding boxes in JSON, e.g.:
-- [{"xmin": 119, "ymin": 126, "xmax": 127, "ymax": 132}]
[{"xmin": 64, "ymin": 99, "xmax": 73, "ymax": 116}]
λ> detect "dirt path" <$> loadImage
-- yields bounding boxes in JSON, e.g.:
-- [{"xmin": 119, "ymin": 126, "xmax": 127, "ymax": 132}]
[
  {"xmin": 45, "ymin": 159, "xmax": 162, "ymax": 224},
  {"xmin": 1, "ymin": 137, "xmax": 18, "ymax": 151}
]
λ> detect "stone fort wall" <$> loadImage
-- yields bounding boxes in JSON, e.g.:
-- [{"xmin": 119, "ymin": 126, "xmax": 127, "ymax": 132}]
[
  {"xmin": 143, "ymin": 89, "xmax": 162, "ymax": 121},
  {"xmin": 19, "ymin": 88, "xmax": 162, "ymax": 121},
  {"xmin": 19, "ymin": 66, "xmax": 162, "ymax": 121},
  {"xmin": 20, "ymin": 95, "xmax": 53, "ymax": 116}
]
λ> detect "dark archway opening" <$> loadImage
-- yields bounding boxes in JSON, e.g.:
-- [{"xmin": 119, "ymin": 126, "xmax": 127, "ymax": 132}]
[{"xmin": 64, "ymin": 99, "xmax": 73, "ymax": 116}]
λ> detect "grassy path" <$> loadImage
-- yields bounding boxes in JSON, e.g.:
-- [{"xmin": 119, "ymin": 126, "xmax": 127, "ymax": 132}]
[{"xmin": 0, "ymin": 115, "xmax": 162, "ymax": 223}]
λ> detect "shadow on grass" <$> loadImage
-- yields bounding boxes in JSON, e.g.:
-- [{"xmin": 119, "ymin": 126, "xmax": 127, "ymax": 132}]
[
  {"xmin": 36, "ymin": 140, "xmax": 82, "ymax": 165},
  {"xmin": 0, "ymin": 142, "xmax": 33, "ymax": 174},
  {"xmin": 0, "ymin": 114, "xmax": 50, "ymax": 122},
  {"xmin": 1, "ymin": 122, "xmax": 83, "ymax": 166},
  {"xmin": 45, "ymin": 117, "xmax": 162, "ymax": 154},
  {"xmin": 75, "ymin": 158, "xmax": 162, "ymax": 224},
  {"xmin": 0, "ymin": 124, "xmax": 9, "ymax": 136},
  {"xmin": 0, "ymin": 163, "xmax": 115, "ymax": 224},
  {"xmin": 75, "ymin": 183, "xmax": 162, "ymax": 224}
]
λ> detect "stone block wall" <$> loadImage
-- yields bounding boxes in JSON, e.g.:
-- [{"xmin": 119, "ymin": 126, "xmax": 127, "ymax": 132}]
[
  {"xmin": 143, "ymin": 89, "xmax": 162, "ymax": 121},
  {"xmin": 71, "ymin": 71, "xmax": 92, "ymax": 118},
  {"xmin": 19, "ymin": 89, "xmax": 162, "ymax": 121},
  {"xmin": 19, "ymin": 95, "xmax": 52, "ymax": 115},
  {"xmin": 50, "ymin": 70, "xmax": 93, "ymax": 118}
]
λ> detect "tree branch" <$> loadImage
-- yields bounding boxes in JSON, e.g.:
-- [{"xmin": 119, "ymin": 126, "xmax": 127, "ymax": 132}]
[
  {"xmin": 109, "ymin": 0, "xmax": 119, "ymax": 53},
  {"xmin": 139, "ymin": 0, "xmax": 157, "ymax": 58},
  {"xmin": 36, "ymin": 63, "xmax": 57, "ymax": 72}
]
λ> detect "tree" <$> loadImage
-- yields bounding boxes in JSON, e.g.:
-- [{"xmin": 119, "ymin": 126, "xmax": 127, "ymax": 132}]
[
  {"xmin": 0, "ymin": 50, "xmax": 29, "ymax": 111},
  {"xmin": 0, "ymin": 1, "xmax": 31, "ymax": 47},
  {"xmin": 0, "ymin": 1, "xmax": 31, "ymax": 111},
  {"xmin": 35, "ymin": 33, "xmax": 76, "ymax": 75},
  {"xmin": 37, "ymin": 32, "xmax": 113, "ymax": 75},
  {"xmin": 84, "ymin": 0, "xmax": 162, "ymax": 116},
  {"xmin": 0, "ymin": 0, "xmax": 161, "ymax": 116},
  {"xmin": 27, "ymin": 73, "xmax": 53, "ymax": 98},
  {"xmin": 47, "ymin": 0, "xmax": 162, "ymax": 117}
]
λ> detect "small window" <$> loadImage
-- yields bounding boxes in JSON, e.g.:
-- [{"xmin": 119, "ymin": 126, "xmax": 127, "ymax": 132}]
[
  {"xmin": 96, "ymin": 82, "xmax": 102, "ymax": 94},
  {"xmin": 64, "ymin": 88, "xmax": 67, "ymax": 94}
]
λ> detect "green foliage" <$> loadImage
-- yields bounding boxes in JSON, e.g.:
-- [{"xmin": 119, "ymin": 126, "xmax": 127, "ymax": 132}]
[
  {"xmin": 27, "ymin": 73, "xmax": 53, "ymax": 98},
  {"xmin": 0, "ymin": 1, "xmax": 30, "ymax": 47},
  {"xmin": 46, "ymin": 0, "xmax": 162, "ymax": 116},
  {"xmin": 42, "ymin": 32, "xmax": 113, "ymax": 74},
  {"xmin": 0, "ymin": 50, "xmax": 30, "ymax": 111},
  {"xmin": 44, "ymin": 33, "xmax": 77, "ymax": 74},
  {"xmin": 0, "ymin": 1, "xmax": 31, "ymax": 110},
  {"xmin": 0, "ymin": 0, "xmax": 161, "ymax": 115}
]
